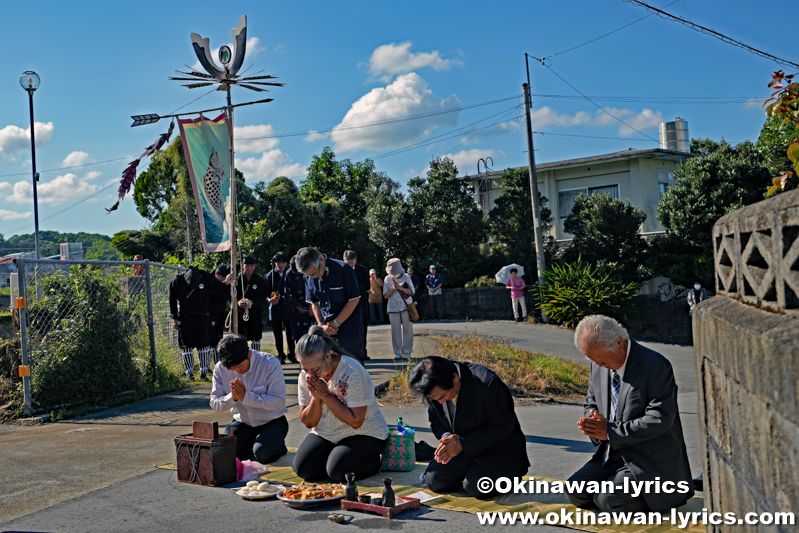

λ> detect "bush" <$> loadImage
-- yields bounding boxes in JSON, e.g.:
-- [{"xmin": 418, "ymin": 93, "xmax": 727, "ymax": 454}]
[
  {"xmin": 26, "ymin": 267, "xmax": 146, "ymax": 409},
  {"xmin": 535, "ymin": 259, "xmax": 640, "ymax": 328},
  {"xmin": 465, "ymin": 275, "xmax": 498, "ymax": 288}
]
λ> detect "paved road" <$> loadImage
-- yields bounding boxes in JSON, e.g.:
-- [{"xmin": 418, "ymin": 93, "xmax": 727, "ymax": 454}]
[{"xmin": 0, "ymin": 321, "xmax": 701, "ymax": 532}]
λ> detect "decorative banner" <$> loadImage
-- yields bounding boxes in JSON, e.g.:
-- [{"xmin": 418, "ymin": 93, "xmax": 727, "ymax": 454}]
[
  {"xmin": 179, "ymin": 113, "xmax": 232, "ymax": 252},
  {"xmin": 106, "ymin": 122, "xmax": 174, "ymax": 213}
]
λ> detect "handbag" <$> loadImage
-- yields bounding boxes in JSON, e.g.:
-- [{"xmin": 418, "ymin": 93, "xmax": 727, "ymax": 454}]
[
  {"xmin": 381, "ymin": 419, "xmax": 416, "ymax": 471},
  {"xmin": 393, "ymin": 276, "xmax": 420, "ymax": 322}
]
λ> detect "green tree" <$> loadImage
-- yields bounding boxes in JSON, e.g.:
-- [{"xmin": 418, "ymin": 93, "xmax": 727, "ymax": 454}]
[
  {"xmin": 654, "ymin": 139, "xmax": 771, "ymax": 288},
  {"xmin": 300, "ymin": 147, "xmax": 374, "ymax": 217},
  {"xmin": 561, "ymin": 193, "xmax": 650, "ymax": 284},
  {"xmin": 405, "ymin": 157, "xmax": 489, "ymax": 286},
  {"xmin": 489, "ymin": 167, "xmax": 556, "ymax": 279},
  {"xmin": 758, "ymin": 114, "xmax": 799, "ymax": 193},
  {"xmin": 111, "ymin": 230, "xmax": 172, "ymax": 261}
]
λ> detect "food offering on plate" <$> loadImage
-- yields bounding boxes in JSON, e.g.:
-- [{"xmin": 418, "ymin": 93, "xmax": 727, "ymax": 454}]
[
  {"xmin": 280, "ymin": 483, "xmax": 346, "ymax": 501},
  {"xmin": 235, "ymin": 480, "xmax": 285, "ymax": 500}
]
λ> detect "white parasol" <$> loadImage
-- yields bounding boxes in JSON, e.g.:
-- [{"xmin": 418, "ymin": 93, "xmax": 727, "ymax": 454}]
[{"xmin": 495, "ymin": 264, "xmax": 525, "ymax": 285}]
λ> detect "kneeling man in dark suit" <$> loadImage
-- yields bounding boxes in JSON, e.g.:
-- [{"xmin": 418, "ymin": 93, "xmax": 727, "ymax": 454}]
[
  {"xmin": 567, "ymin": 315, "xmax": 694, "ymax": 513},
  {"xmin": 408, "ymin": 356, "xmax": 529, "ymax": 499}
]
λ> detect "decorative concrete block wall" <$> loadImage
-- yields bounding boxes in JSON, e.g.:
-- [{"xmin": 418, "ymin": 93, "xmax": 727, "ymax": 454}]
[{"xmin": 694, "ymin": 189, "xmax": 799, "ymax": 532}]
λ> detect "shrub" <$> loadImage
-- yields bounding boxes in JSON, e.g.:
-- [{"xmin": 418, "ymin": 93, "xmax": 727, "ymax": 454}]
[
  {"xmin": 535, "ymin": 259, "xmax": 640, "ymax": 328},
  {"xmin": 26, "ymin": 266, "xmax": 146, "ymax": 409},
  {"xmin": 464, "ymin": 275, "xmax": 498, "ymax": 288}
]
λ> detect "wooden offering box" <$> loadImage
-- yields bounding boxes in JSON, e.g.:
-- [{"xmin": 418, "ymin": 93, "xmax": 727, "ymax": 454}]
[
  {"xmin": 341, "ymin": 495, "xmax": 421, "ymax": 519},
  {"xmin": 175, "ymin": 421, "xmax": 236, "ymax": 487}
]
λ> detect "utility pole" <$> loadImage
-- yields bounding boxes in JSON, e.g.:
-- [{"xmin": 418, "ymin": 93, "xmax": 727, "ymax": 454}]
[{"xmin": 523, "ymin": 54, "xmax": 548, "ymax": 322}]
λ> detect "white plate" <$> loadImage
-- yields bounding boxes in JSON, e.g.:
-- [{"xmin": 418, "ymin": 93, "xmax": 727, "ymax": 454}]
[
  {"xmin": 276, "ymin": 487, "xmax": 346, "ymax": 508},
  {"xmin": 234, "ymin": 484, "xmax": 285, "ymax": 500}
]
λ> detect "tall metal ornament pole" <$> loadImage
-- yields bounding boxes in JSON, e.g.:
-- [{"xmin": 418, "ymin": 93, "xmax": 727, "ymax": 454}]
[
  {"xmin": 184, "ymin": 200, "xmax": 193, "ymax": 264},
  {"xmin": 523, "ymin": 82, "xmax": 548, "ymax": 323},
  {"xmin": 27, "ymin": 90, "xmax": 41, "ymax": 260},
  {"xmin": 227, "ymin": 84, "xmax": 239, "ymax": 334}
]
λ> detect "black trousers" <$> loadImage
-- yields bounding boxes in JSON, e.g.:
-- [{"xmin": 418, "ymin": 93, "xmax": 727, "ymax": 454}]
[
  {"xmin": 422, "ymin": 454, "xmax": 512, "ymax": 500},
  {"xmin": 566, "ymin": 454, "xmax": 651, "ymax": 512},
  {"xmin": 224, "ymin": 416, "xmax": 289, "ymax": 464},
  {"xmin": 293, "ymin": 433, "xmax": 386, "ymax": 482},
  {"xmin": 271, "ymin": 319, "xmax": 294, "ymax": 358}
]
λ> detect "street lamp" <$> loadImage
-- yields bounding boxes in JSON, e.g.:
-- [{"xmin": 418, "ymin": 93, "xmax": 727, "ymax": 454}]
[{"xmin": 19, "ymin": 71, "xmax": 41, "ymax": 260}]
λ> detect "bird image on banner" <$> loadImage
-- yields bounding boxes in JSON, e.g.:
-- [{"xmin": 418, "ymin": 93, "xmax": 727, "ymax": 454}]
[{"xmin": 106, "ymin": 121, "xmax": 175, "ymax": 213}]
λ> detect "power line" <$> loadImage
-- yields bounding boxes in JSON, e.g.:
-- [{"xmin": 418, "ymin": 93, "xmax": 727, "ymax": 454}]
[
  {"xmin": 546, "ymin": 0, "xmax": 680, "ymax": 60},
  {"xmin": 532, "ymin": 94, "xmax": 760, "ymax": 104},
  {"xmin": 531, "ymin": 57, "xmax": 660, "ymax": 143},
  {"xmin": 0, "ymin": 157, "xmax": 131, "ymax": 179},
  {"xmin": 622, "ymin": 0, "xmax": 799, "ymax": 70},
  {"xmin": 236, "ymin": 95, "xmax": 522, "ymax": 141},
  {"xmin": 534, "ymin": 131, "xmax": 656, "ymax": 142}
]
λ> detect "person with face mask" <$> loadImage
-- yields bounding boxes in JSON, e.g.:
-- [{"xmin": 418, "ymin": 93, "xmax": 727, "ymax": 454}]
[
  {"xmin": 687, "ymin": 281, "xmax": 708, "ymax": 317},
  {"xmin": 383, "ymin": 258, "xmax": 415, "ymax": 361}
]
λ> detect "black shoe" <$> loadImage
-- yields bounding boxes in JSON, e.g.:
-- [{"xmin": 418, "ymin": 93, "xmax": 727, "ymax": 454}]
[
  {"xmin": 278, "ymin": 355, "xmax": 287, "ymax": 365},
  {"xmin": 199, "ymin": 372, "xmax": 209, "ymax": 382},
  {"xmin": 693, "ymin": 474, "xmax": 703, "ymax": 492},
  {"xmin": 185, "ymin": 373, "xmax": 194, "ymax": 383},
  {"xmin": 415, "ymin": 441, "xmax": 436, "ymax": 461},
  {"xmin": 288, "ymin": 356, "xmax": 298, "ymax": 364},
  {"xmin": 364, "ymin": 355, "xmax": 371, "ymax": 361}
]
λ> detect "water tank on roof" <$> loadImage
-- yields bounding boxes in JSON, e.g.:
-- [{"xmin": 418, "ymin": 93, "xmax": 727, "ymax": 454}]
[{"xmin": 658, "ymin": 117, "xmax": 690, "ymax": 153}]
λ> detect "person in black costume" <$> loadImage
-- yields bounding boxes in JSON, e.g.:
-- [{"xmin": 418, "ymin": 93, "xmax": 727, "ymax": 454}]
[
  {"xmin": 236, "ymin": 256, "xmax": 268, "ymax": 351},
  {"xmin": 208, "ymin": 264, "xmax": 234, "ymax": 365},
  {"xmin": 265, "ymin": 252, "xmax": 295, "ymax": 365},
  {"xmin": 170, "ymin": 266, "xmax": 213, "ymax": 381},
  {"xmin": 284, "ymin": 255, "xmax": 315, "ymax": 344},
  {"xmin": 343, "ymin": 250, "xmax": 371, "ymax": 361}
]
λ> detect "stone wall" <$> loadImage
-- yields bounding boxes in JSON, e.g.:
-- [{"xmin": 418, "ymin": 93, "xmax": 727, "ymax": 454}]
[
  {"xmin": 626, "ymin": 294, "xmax": 693, "ymax": 345},
  {"xmin": 693, "ymin": 188, "xmax": 799, "ymax": 532}
]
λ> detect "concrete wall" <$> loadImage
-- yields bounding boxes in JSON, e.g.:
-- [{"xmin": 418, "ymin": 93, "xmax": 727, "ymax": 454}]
[
  {"xmin": 414, "ymin": 287, "xmax": 527, "ymax": 320},
  {"xmin": 626, "ymin": 294, "xmax": 692, "ymax": 345},
  {"xmin": 693, "ymin": 188, "xmax": 799, "ymax": 532}
]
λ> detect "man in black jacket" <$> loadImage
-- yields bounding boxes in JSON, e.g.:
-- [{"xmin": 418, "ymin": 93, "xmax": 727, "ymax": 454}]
[
  {"xmin": 236, "ymin": 256, "xmax": 268, "ymax": 351},
  {"xmin": 343, "ymin": 250, "xmax": 371, "ymax": 361},
  {"xmin": 208, "ymin": 264, "xmax": 234, "ymax": 365},
  {"xmin": 408, "ymin": 356, "xmax": 530, "ymax": 499},
  {"xmin": 265, "ymin": 252, "xmax": 295, "ymax": 365},
  {"xmin": 170, "ymin": 266, "xmax": 213, "ymax": 381}
]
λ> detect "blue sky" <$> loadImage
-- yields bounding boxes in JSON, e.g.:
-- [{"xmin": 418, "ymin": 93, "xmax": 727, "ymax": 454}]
[{"xmin": 0, "ymin": 0, "xmax": 784, "ymax": 241}]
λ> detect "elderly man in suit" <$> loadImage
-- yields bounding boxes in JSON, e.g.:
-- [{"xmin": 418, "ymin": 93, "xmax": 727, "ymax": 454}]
[
  {"xmin": 566, "ymin": 315, "xmax": 694, "ymax": 513},
  {"xmin": 408, "ymin": 356, "xmax": 529, "ymax": 499}
]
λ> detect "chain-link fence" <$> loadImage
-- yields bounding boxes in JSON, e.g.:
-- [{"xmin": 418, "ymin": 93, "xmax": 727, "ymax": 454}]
[{"xmin": 12, "ymin": 258, "xmax": 185, "ymax": 414}]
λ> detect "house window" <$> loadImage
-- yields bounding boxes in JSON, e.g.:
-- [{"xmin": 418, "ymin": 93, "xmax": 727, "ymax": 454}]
[
  {"xmin": 658, "ymin": 170, "xmax": 674, "ymax": 198},
  {"xmin": 558, "ymin": 184, "xmax": 620, "ymax": 219},
  {"xmin": 658, "ymin": 182, "xmax": 669, "ymax": 197}
]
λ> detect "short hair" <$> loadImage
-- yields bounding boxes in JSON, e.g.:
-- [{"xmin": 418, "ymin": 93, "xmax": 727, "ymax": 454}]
[
  {"xmin": 408, "ymin": 356, "xmax": 456, "ymax": 396},
  {"xmin": 343, "ymin": 250, "xmax": 357, "ymax": 261},
  {"xmin": 574, "ymin": 315, "xmax": 629, "ymax": 353},
  {"xmin": 217, "ymin": 334, "xmax": 250, "ymax": 368},
  {"xmin": 296, "ymin": 325, "xmax": 348, "ymax": 360},
  {"xmin": 510, "ymin": 268, "xmax": 518, "ymax": 274},
  {"xmin": 295, "ymin": 247, "xmax": 322, "ymax": 275}
]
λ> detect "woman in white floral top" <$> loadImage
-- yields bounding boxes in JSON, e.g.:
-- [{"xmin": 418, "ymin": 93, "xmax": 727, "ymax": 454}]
[{"xmin": 293, "ymin": 325, "xmax": 388, "ymax": 481}]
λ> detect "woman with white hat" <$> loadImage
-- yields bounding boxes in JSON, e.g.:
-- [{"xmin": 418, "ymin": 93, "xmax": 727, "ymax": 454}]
[{"xmin": 383, "ymin": 258, "xmax": 415, "ymax": 360}]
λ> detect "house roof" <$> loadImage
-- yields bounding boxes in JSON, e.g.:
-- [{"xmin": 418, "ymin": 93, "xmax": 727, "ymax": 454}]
[{"xmin": 463, "ymin": 148, "xmax": 696, "ymax": 179}]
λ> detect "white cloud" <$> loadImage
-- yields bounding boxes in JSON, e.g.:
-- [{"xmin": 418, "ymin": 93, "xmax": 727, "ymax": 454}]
[
  {"xmin": 1, "ymin": 172, "xmax": 99, "ymax": 206},
  {"xmin": 234, "ymin": 124, "xmax": 279, "ymax": 152},
  {"xmin": 0, "ymin": 182, "xmax": 11, "ymax": 194},
  {"xmin": 84, "ymin": 170, "xmax": 102, "ymax": 181},
  {"xmin": 0, "ymin": 122, "xmax": 54, "ymax": 163},
  {"xmin": 0, "ymin": 209, "xmax": 32, "ymax": 221},
  {"xmin": 191, "ymin": 37, "xmax": 264, "ymax": 72},
  {"xmin": 236, "ymin": 149, "xmax": 306, "ymax": 182},
  {"xmin": 304, "ymin": 130, "xmax": 330, "ymax": 143},
  {"xmin": 331, "ymin": 73, "xmax": 461, "ymax": 153},
  {"xmin": 531, "ymin": 106, "xmax": 663, "ymax": 137},
  {"xmin": 61, "ymin": 151, "xmax": 89, "ymax": 167},
  {"xmin": 366, "ymin": 42, "xmax": 463, "ymax": 82}
]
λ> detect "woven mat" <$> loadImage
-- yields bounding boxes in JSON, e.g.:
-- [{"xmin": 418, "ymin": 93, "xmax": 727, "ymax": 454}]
[{"xmin": 158, "ymin": 452, "xmax": 703, "ymax": 532}]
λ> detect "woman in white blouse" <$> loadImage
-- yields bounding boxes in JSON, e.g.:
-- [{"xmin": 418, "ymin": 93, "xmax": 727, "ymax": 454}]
[
  {"xmin": 293, "ymin": 325, "xmax": 388, "ymax": 481},
  {"xmin": 383, "ymin": 258, "xmax": 415, "ymax": 360}
]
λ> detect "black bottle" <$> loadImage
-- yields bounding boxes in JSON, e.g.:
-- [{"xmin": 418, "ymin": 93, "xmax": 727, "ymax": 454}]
[
  {"xmin": 381, "ymin": 477, "xmax": 395, "ymax": 508},
  {"xmin": 345, "ymin": 472, "xmax": 358, "ymax": 502}
]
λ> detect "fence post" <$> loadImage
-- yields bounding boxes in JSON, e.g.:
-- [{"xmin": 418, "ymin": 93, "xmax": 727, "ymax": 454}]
[
  {"xmin": 15, "ymin": 258, "xmax": 32, "ymax": 415},
  {"xmin": 143, "ymin": 260, "xmax": 158, "ymax": 384}
]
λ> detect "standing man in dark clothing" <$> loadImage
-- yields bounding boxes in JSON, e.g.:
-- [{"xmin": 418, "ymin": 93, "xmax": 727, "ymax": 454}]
[
  {"xmin": 236, "ymin": 256, "xmax": 268, "ymax": 351},
  {"xmin": 265, "ymin": 252, "xmax": 295, "ymax": 365},
  {"xmin": 295, "ymin": 247, "xmax": 364, "ymax": 363},
  {"xmin": 170, "ymin": 266, "xmax": 213, "ymax": 382},
  {"xmin": 284, "ymin": 255, "xmax": 315, "ymax": 344},
  {"xmin": 208, "ymin": 264, "xmax": 234, "ymax": 365},
  {"xmin": 343, "ymin": 250, "xmax": 371, "ymax": 361}
]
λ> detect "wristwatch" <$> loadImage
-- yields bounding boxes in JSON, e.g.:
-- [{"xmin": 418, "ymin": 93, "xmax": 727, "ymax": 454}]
[{"xmin": 332, "ymin": 319, "xmax": 341, "ymax": 329}]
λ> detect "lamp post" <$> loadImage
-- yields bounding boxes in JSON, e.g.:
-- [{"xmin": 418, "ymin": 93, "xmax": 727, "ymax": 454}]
[{"xmin": 20, "ymin": 71, "xmax": 41, "ymax": 260}]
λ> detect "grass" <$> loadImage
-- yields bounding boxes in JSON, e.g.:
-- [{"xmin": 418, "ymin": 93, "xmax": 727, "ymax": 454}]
[{"xmin": 377, "ymin": 334, "xmax": 589, "ymax": 406}]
